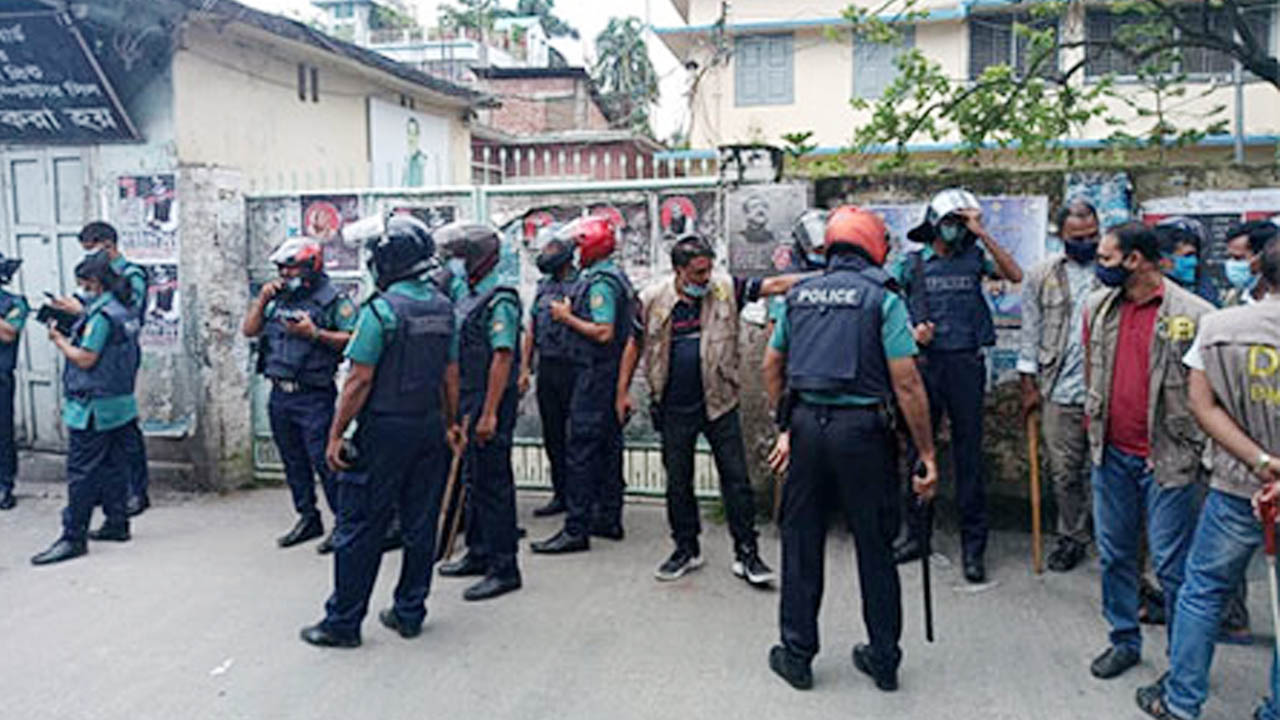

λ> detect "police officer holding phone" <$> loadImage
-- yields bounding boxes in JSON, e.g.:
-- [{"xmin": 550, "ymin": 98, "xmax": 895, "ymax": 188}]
[{"xmin": 242, "ymin": 238, "xmax": 356, "ymax": 552}]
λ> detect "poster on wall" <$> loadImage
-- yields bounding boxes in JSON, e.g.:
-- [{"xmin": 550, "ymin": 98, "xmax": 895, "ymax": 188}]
[
  {"xmin": 115, "ymin": 174, "xmax": 179, "ymax": 261},
  {"xmin": 392, "ymin": 204, "xmax": 456, "ymax": 230},
  {"xmin": 368, "ymin": 97, "xmax": 451, "ymax": 188},
  {"xmin": 301, "ymin": 194, "xmax": 360, "ymax": 271},
  {"xmin": 656, "ymin": 192, "xmax": 721, "ymax": 273},
  {"xmin": 725, "ymin": 184, "xmax": 807, "ymax": 277},
  {"xmin": 140, "ymin": 263, "xmax": 179, "ymax": 351}
]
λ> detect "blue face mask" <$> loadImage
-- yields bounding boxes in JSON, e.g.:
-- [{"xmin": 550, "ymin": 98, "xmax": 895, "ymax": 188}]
[
  {"xmin": 1063, "ymin": 239, "xmax": 1097, "ymax": 264},
  {"xmin": 683, "ymin": 282, "xmax": 708, "ymax": 299},
  {"xmin": 805, "ymin": 252, "xmax": 827, "ymax": 269},
  {"xmin": 1224, "ymin": 259, "xmax": 1255, "ymax": 290},
  {"xmin": 1095, "ymin": 262, "xmax": 1131, "ymax": 288},
  {"xmin": 939, "ymin": 222, "xmax": 965, "ymax": 245},
  {"xmin": 1165, "ymin": 254, "xmax": 1198, "ymax": 285},
  {"xmin": 285, "ymin": 277, "xmax": 305, "ymax": 293},
  {"xmin": 447, "ymin": 258, "xmax": 466, "ymax": 279}
]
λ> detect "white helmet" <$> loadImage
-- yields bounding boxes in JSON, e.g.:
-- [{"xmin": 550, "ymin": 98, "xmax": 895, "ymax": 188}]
[{"xmin": 908, "ymin": 188, "xmax": 980, "ymax": 243}]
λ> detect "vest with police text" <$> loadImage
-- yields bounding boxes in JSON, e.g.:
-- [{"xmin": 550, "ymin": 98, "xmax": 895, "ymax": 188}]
[
  {"xmin": 785, "ymin": 255, "xmax": 892, "ymax": 400},
  {"xmin": 366, "ymin": 288, "xmax": 454, "ymax": 416},
  {"xmin": 64, "ymin": 298, "xmax": 140, "ymax": 399},
  {"xmin": 906, "ymin": 244, "xmax": 996, "ymax": 351},
  {"xmin": 262, "ymin": 277, "xmax": 342, "ymax": 388}
]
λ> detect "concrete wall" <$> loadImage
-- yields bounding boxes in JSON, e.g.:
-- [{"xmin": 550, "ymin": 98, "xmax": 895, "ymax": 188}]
[{"xmin": 476, "ymin": 76, "xmax": 610, "ymax": 135}]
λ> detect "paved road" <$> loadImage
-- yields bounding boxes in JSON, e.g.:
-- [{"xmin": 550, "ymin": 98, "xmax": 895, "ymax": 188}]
[{"xmin": 0, "ymin": 485, "xmax": 1271, "ymax": 720}]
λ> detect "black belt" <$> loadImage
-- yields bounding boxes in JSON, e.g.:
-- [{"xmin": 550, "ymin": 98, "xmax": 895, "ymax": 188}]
[{"xmin": 271, "ymin": 379, "xmax": 328, "ymax": 394}]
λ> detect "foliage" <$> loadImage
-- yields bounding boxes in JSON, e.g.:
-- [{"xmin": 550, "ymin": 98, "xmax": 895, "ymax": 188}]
[
  {"xmin": 369, "ymin": 4, "xmax": 416, "ymax": 31},
  {"xmin": 439, "ymin": 0, "xmax": 498, "ymax": 34},
  {"xmin": 837, "ymin": 0, "xmax": 1275, "ymax": 170},
  {"xmin": 780, "ymin": 130, "xmax": 818, "ymax": 160},
  {"xmin": 439, "ymin": 0, "xmax": 579, "ymax": 39},
  {"xmin": 503, "ymin": 0, "xmax": 579, "ymax": 39},
  {"xmin": 591, "ymin": 17, "xmax": 661, "ymax": 137}
]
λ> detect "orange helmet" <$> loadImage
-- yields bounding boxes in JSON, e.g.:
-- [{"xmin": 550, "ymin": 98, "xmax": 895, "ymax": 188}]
[
  {"xmin": 559, "ymin": 215, "xmax": 616, "ymax": 266},
  {"xmin": 824, "ymin": 205, "xmax": 889, "ymax": 266}
]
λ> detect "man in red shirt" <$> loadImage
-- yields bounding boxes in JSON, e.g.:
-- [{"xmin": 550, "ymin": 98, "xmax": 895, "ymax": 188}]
[{"xmin": 1081, "ymin": 222, "xmax": 1213, "ymax": 681}]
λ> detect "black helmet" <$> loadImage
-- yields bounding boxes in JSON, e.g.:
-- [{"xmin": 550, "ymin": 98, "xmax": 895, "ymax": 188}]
[
  {"xmin": 434, "ymin": 222, "xmax": 501, "ymax": 284},
  {"xmin": 0, "ymin": 253, "xmax": 21, "ymax": 285},
  {"xmin": 791, "ymin": 209, "xmax": 828, "ymax": 270},
  {"xmin": 534, "ymin": 223, "xmax": 573, "ymax": 275},
  {"xmin": 365, "ymin": 214, "xmax": 434, "ymax": 290}
]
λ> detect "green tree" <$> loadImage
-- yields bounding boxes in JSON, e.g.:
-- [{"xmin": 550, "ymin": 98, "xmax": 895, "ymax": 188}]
[
  {"xmin": 841, "ymin": 0, "xmax": 1275, "ymax": 170},
  {"xmin": 498, "ymin": 0, "xmax": 579, "ymax": 39},
  {"xmin": 591, "ymin": 17, "xmax": 661, "ymax": 136},
  {"xmin": 439, "ymin": 0, "xmax": 497, "ymax": 34}
]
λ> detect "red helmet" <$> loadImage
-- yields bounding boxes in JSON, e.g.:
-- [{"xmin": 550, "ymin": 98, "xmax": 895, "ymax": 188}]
[
  {"xmin": 560, "ymin": 216, "xmax": 616, "ymax": 266},
  {"xmin": 269, "ymin": 237, "xmax": 324, "ymax": 273},
  {"xmin": 825, "ymin": 206, "xmax": 889, "ymax": 266}
]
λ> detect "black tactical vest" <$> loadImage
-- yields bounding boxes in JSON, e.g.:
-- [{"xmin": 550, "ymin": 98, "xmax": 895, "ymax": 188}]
[
  {"xmin": 457, "ymin": 284, "xmax": 522, "ymax": 402},
  {"xmin": 0, "ymin": 292, "xmax": 19, "ymax": 374},
  {"xmin": 262, "ymin": 277, "xmax": 342, "ymax": 388},
  {"xmin": 905, "ymin": 244, "xmax": 996, "ymax": 351},
  {"xmin": 366, "ymin": 288, "xmax": 454, "ymax": 416},
  {"xmin": 64, "ymin": 298, "xmax": 140, "ymax": 399},
  {"xmin": 568, "ymin": 264, "xmax": 634, "ymax": 366},
  {"xmin": 533, "ymin": 275, "xmax": 580, "ymax": 363}
]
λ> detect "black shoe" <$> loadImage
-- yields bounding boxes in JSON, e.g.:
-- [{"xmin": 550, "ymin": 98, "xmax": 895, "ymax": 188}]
[
  {"xmin": 126, "ymin": 495, "xmax": 150, "ymax": 517},
  {"xmin": 530, "ymin": 530, "xmax": 589, "ymax": 554},
  {"xmin": 381, "ymin": 528, "xmax": 403, "ymax": 553},
  {"xmin": 655, "ymin": 546, "xmax": 704, "ymax": 581},
  {"xmin": 278, "ymin": 516, "xmax": 323, "ymax": 548},
  {"xmin": 732, "ymin": 551, "xmax": 776, "ymax": 587},
  {"xmin": 1047, "ymin": 537, "xmax": 1087, "ymax": 573},
  {"xmin": 894, "ymin": 537, "xmax": 923, "ymax": 565},
  {"xmin": 964, "ymin": 555, "xmax": 986, "ymax": 584},
  {"xmin": 463, "ymin": 573, "xmax": 522, "ymax": 601},
  {"xmin": 768, "ymin": 645, "xmax": 813, "ymax": 690},
  {"xmin": 533, "ymin": 497, "xmax": 566, "ymax": 517},
  {"xmin": 853, "ymin": 644, "xmax": 899, "ymax": 692},
  {"xmin": 0, "ymin": 487, "xmax": 15, "ymax": 510},
  {"xmin": 316, "ymin": 531, "xmax": 335, "ymax": 555},
  {"xmin": 438, "ymin": 553, "xmax": 489, "ymax": 577},
  {"xmin": 299, "ymin": 623, "xmax": 360, "ymax": 648},
  {"xmin": 31, "ymin": 539, "xmax": 87, "ymax": 565},
  {"xmin": 378, "ymin": 608, "xmax": 421, "ymax": 639},
  {"xmin": 589, "ymin": 523, "xmax": 624, "ymax": 541},
  {"xmin": 1135, "ymin": 682, "xmax": 1177, "ymax": 719},
  {"xmin": 1090, "ymin": 646, "xmax": 1140, "ymax": 679},
  {"xmin": 517, "ymin": 526, "xmax": 527, "ymax": 539},
  {"xmin": 88, "ymin": 524, "xmax": 131, "ymax": 542}
]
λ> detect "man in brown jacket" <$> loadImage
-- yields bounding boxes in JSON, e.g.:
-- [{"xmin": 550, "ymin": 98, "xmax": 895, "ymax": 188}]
[{"xmin": 1083, "ymin": 222, "xmax": 1214, "ymax": 681}]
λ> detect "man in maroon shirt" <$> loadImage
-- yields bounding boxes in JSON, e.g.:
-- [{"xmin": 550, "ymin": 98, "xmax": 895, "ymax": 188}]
[{"xmin": 1081, "ymin": 222, "xmax": 1213, "ymax": 681}]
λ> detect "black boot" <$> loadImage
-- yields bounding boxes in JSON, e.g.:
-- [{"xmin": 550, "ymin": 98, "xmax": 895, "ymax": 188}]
[
  {"xmin": 277, "ymin": 515, "xmax": 323, "ymax": 548},
  {"xmin": 88, "ymin": 523, "xmax": 131, "ymax": 542},
  {"xmin": 439, "ymin": 553, "xmax": 489, "ymax": 577},
  {"xmin": 0, "ymin": 487, "xmax": 15, "ymax": 510},
  {"xmin": 530, "ymin": 530, "xmax": 589, "ymax": 554},
  {"xmin": 768, "ymin": 645, "xmax": 813, "ymax": 690},
  {"xmin": 853, "ymin": 644, "xmax": 899, "ymax": 692},
  {"xmin": 532, "ymin": 496, "xmax": 565, "ymax": 517},
  {"xmin": 378, "ymin": 608, "xmax": 421, "ymax": 639},
  {"xmin": 963, "ymin": 552, "xmax": 987, "ymax": 584},
  {"xmin": 299, "ymin": 623, "xmax": 361, "ymax": 648},
  {"xmin": 463, "ymin": 571, "xmax": 522, "ymax": 601},
  {"xmin": 31, "ymin": 538, "xmax": 88, "ymax": 566}
]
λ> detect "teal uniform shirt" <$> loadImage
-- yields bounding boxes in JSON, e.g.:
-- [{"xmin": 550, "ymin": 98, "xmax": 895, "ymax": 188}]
[
  {"xmin": 583, "ymin": 259, "xmax": 619, "ymax": 325},
  {"xmin": 109, "ymin": 254, "xmax": 148, "ymax": 314},
  {"xmin": 887, "ymin": 244, "xmax": 998, "ymax": 288},
  {"xmin": 63, "ymin": 294, "xmax": 138, "ymax": 431},
  {"xmin": 264, "ymin": 289, "xmax": 359, "ymax": 334},
  {"xmin": 345, "ymin": 277, "xmax": 459, "ymax": 366},
  {"xmin": 769, "ymin": 291, "xmax": 918, "ymax": 406},
  {"xmin": 1, "ymin": 291, "xmax": 29, "ymax": 337},
  {"xmin": 471, "ymin": 273, "xmax": 520, "ymax": 351}
]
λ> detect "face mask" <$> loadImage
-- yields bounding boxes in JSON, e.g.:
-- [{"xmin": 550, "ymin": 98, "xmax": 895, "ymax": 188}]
[
  {"xmin": 1095, "ymin": 262, "xmax": 1131, "ymax": 288},
  {"xmin": 939, "ymin": 222, "xmax": 965, "ymax": 245},
  {"xmin": 1224, "ymin": 259, "xmax": 1255, "ymax": 290},
  {"xmin": 1165, "ymin": 255, "xmax": 1198, "ymax": 285},
  {"xmin": 682, "ymin": 282, "xmax": 708, "ymax": 299},
  {"xmin": 447, "ymin": 258, "xmax": 466, "ymax": 279},
  {"xmin": 805, "ymin": 252, "xmax": 827, "ymax": 269},
  {"xmin": 1063, "ymin": 239, "xmax": 1097, "ymax": 264},
  {"xmin": 285, "ymin": 277, "xmax": 305, "ymax": 293}
]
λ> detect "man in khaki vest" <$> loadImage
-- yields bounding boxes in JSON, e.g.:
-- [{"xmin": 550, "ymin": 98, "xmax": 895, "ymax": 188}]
[
  {"xmin": 1082, "ymin": 222, "xmax": 1214, "ymax": 681},
  {"xmin": 616, "ymin": 234, "xmax": 801, "ymax": 585},
  {"xmin": 1019, "ymin": 198, "xmax": 1101, "ymax": 572},
  {"xmin": 1136, "ymin": 237, "xmax": 1280, "ymax": 720}
]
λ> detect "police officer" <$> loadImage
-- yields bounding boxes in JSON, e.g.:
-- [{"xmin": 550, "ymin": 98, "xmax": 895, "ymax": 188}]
[
  {"xmin": 0, "ymin": 253, "xmax": 27, "ymax": 511},
  {"xmin": 762, "ymin": 206, "xmax": 939, "ymax": 692},
  {"xmin": 32, "ymin": 253, "xmax": 141, "ymax": 565},
  {"xmin": 518, "ymin": 232, "xmax": 578, "ymax": 517},
  {"xmin": 765, "ymin": 210, "xmax": 828, "ymax": 336},
  {"xmin": 532, "ymin": 216, "xmax": 634, "ymax": 554},
  {"xmin": 241, "ymin": 238, "xmax": 357, "ymax": 552},
  {"xmin": 434, "ymin": 222, "xmax": 524, "ymax": 601},
  {"xmin": 300, "ymin": 215, "xmax": 461, "ymax": 648},
  {"xmin": 1135, "ymin": 237, "xmax": 1280, "ymax": 719},
  {"xmin": 891, "ymin": 188, "xmax": 1023, "ymax": 583},
  {"xmin": 75, "ymin": 222, "xmax": 150, "ymax": 516}
]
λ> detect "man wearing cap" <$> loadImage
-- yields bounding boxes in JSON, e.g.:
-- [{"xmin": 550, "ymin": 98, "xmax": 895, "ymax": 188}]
[{"xmin": 891, "ymin": 189, "xmax": 1023, "ymax": 583}]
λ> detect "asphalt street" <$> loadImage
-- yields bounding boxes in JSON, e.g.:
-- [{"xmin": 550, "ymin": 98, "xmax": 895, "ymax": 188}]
[{"xmin": 0, "ymin": 484, "xmax": 1272, "ymax": 720}]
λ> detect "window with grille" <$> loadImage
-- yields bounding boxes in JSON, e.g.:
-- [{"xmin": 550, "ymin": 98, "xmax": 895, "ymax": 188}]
[
  {"xmin": 1086, "ymin": 5, "xmax": 1273, "ymax": 78},
  {"xmin": 854, "ymin": 26, "xmax": 915, "ymax": 99},
  {"xmin": 735, "ymin": 34, "xmax": 794, "ymax": 106},
  {"xmin": 968, "ymin": 13, "xmax": 1060, "ymax": 80}
]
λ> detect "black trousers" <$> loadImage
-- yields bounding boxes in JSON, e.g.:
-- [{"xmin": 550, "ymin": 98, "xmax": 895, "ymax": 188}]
[
  {"xmin": 62, "ymin": 421, "xmax": 130, "ymax": 542},
  {"xmin": 660, "ymin": 406, "xmax": 758, "ymax": 556},
  {"xmin": 461, "ymin": 389, "xmax": 520, "ymax": 578},
  {"xmin": 780, "ymin": 403, "xmax": 903, "ymax": 672},
  {"xmin": 564, "ymin": 362, "xmax": 624, "ymax": 537},
  {"xmin": 323, "ymin": 413, "xmax": 448, "ymax": 638},
  {"xmin": 535, "ymin": 358, "xmax": 575, "ymax": 503},
  {"xmin": 0, "ymin": 373, "xmax": 14, "ymax": 492}
]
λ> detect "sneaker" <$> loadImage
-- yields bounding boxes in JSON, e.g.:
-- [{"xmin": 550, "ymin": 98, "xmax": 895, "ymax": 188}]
[
  {"xmin": 654, "ymin": 546, "xmax": 703, "ymax": 582},
  {"xmin": 732, "ymin": 552, "xmax": 776, "ymax": 587}
]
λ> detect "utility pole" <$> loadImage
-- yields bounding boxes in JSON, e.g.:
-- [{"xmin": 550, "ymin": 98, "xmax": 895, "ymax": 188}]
[{"xmin": 1234, "ymin": 29, "xmax": 1245, "ymax": 164}]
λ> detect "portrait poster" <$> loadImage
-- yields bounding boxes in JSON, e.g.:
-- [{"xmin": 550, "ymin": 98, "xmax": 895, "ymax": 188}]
[
  {"xmin": 140, "ymin": 263, "xmax": 179, "ymax": 351},
  {"xmin": 115, "ymin": 174, "xmax": 178, "ymax": 261},
  {"xmin": 300, "ymin": 194, "xmax": 360, "ymax": 272},
  {"xmin": 725, "ymin": 184, "xmax": 807, "ymax": 277}
]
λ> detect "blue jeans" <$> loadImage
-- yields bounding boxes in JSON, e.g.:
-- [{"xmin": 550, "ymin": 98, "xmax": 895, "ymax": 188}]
[
  {"xmin": 1092, "ymin": 444, "xmax": 1199, "ymax": 654},
  {"xmin": 1163, "ymin": 489, "xmax": 1279, "ymax": 719}
]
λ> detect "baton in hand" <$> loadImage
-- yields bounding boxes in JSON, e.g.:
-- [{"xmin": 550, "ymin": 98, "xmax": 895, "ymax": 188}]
[{"xmin": 915, "ymin": 462, "xmax": 935, "ymax": 643}]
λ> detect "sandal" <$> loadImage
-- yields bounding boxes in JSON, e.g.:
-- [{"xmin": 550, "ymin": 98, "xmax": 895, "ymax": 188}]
[{"xmin": 1135, "ymin": 683, "xmax": 1178, "ymax": 720}]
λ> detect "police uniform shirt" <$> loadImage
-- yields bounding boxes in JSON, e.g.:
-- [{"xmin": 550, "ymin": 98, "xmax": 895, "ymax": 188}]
[
  {"xmin": 583, "ymin": 260, "xmax": 620, "ymax": 326},
  {"xmin": 63, "ymin": 294, "xmax": 138, "ymax": 432},
  {"xmin": 470, "ymin": 272, "xmax": 520, "ymax": 352},
  {"xmin": 264, "ymin": 290, "xmax": 359, "ymax": 335},
  {"xmin": 109, "ymin": 255, "xmax": 147, "ymax": 315},
  {"xmin": 768, "ymin": 290, "xmax": 919, "ymax": 405},
  {"xmin": 345, "ymin": 278, "xmax": 459, "ymax": 366},
  {"xmin": 1, "ymin": 291, "xmax": 29, "ymax": 340}
]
